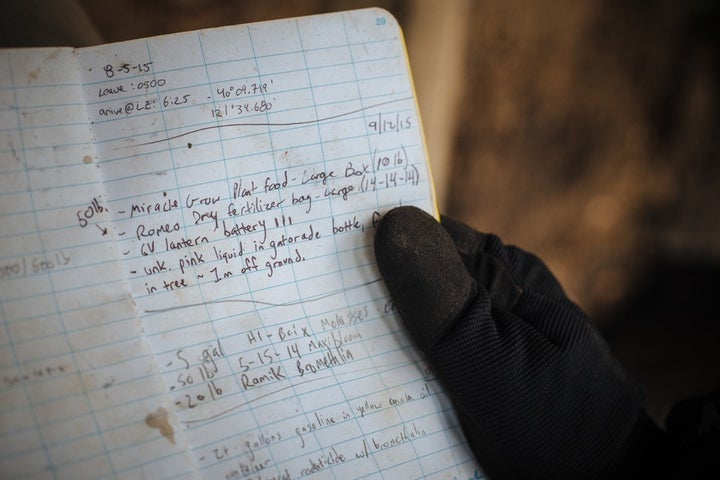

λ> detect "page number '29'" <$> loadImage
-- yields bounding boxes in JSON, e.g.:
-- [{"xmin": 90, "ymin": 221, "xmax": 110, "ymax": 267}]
[{"xmin": 376, "ymin": 17, "xmax": 386, "ymax": 26}]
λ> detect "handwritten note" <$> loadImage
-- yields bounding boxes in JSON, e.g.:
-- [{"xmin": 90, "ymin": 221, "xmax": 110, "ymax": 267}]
[{"xmin": 1, "ymin": 9, "xmax": 481, "ymax": 480}]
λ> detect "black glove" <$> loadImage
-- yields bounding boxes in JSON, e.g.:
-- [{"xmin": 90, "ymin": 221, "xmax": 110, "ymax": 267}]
[{"xmin": 374, "ymin": 206, "xmax": 672, "ymax": 480}]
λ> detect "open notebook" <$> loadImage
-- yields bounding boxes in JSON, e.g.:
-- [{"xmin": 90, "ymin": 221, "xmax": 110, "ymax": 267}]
[{"xmin": 0, "ymin": 8, "xmax": 481, "ymax": 479}]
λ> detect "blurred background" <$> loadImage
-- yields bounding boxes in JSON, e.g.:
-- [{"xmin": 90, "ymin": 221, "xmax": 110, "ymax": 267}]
[{"xmin": 5, "ymin": 0, "xmax": 719, "ymax": 425}]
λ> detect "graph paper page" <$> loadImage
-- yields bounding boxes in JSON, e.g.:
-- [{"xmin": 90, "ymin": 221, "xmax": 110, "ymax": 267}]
[
  {"xmin": 0, "ymin": 49, "xmax": 196, "ymax": 479},
  {"xmin": 2, "ymin": 8, "xmax": 481, "ymax": 480}
]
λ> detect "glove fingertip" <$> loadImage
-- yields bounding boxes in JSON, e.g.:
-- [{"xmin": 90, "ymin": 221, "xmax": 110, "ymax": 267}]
[{"xmin": 375, "ymin": 206, "xmax": 477, "ymax": 351}]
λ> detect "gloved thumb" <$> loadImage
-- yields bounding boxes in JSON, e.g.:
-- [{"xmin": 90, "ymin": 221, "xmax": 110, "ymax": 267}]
[{"xmin": 374, "ymin": 206, "xmax": 477, "ymax": 352}]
